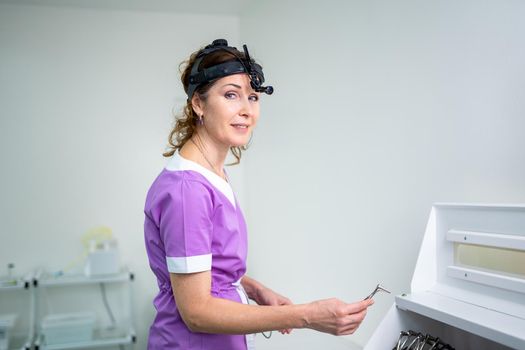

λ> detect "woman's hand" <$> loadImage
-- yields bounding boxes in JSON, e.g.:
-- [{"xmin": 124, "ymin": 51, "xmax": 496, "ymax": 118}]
[
  {"xmin": 255, "ymin": 286, "xmax": 292, "ymax": 307},
  {"xmin": 305, "ymin": 298, "xmax": 373, "ymax": 336},
  {"xmin": 254, "ymin": 286, "xmax": 293, "ymax": 334}
]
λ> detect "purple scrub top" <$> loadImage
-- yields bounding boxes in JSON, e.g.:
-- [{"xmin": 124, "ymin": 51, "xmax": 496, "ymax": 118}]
[{"xmin": 144, "ymin": 152, "xmax": 255, "ymax": 349}]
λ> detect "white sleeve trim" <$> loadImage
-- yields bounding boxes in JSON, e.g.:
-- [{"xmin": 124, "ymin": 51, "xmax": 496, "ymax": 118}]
[{"xmin": 166, "ymin": 254, "xmax": 212, "ymax": 273}]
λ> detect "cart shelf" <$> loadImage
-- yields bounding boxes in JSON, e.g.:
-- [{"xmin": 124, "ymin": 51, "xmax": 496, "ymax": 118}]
[{"xmin": 38, "ymin": 327, "xmax": 136, "ymax": 350}]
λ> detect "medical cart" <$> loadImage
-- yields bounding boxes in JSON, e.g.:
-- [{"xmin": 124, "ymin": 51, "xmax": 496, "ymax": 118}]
[
  {"xmin": 0, "ymin": 272, "xmax": 33, "ymax": 350},
  {"xmin": 33, "ymin": 269, "xmax": 136, "ymax": 350},
  {"xmin": 365, "ymin": 203, "xmax": 525, "ymax": 349}
]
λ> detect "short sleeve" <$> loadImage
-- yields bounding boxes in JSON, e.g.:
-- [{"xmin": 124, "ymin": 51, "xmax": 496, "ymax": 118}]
[{"xmin": 159, "ymin": 178, "xmax": 214, "ymax": 273}]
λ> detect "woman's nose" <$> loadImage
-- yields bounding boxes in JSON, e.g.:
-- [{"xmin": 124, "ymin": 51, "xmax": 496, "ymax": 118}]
[{"xmin": 240, "ymin": 98, "xmax": 254, "ymax": 117}]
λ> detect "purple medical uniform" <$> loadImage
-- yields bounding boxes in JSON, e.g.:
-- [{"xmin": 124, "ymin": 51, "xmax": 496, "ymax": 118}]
[{"xmin": 144, "ymin": 152, "xmax": 255, "ymax": 350}]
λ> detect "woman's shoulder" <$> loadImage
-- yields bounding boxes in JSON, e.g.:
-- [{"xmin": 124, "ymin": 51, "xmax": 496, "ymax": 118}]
[
  {"xmin": 144, "ymin": 169, "xmax": 219, "ymax": 224},
  {"xmin": 149, "ymin": 168, "xmax": 215, "ymax": 197}
]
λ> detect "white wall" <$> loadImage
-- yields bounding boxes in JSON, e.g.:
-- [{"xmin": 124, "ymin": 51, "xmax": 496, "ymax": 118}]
[
  {"xmin": 0, "ymin": 4, "xmax": 240, "ymax": 348},
  {"xmin": 2, "ymin": 1, "xmax": 525, "ymax": 350},
  {"xmin": 240, "ymin": 0, "xmax": 525, "ymax": 349}
]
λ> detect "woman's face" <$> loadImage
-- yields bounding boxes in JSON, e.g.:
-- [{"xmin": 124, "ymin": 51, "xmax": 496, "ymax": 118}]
[{"xmin": 192, "ymin": 73, "xmax": 260, "ymax": 149}]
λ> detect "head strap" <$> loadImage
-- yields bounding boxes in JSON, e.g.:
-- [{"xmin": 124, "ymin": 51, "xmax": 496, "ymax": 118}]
[{"xmin": 186, "ymin": 39, "xmax": 273, "ymax": 100}]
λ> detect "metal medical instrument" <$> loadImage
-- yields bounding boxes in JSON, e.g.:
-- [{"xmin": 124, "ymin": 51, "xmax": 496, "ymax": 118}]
[
  {"xmin": 364, "ymin": 283, "xmax": 391, "ymax": 300},
  {"xmin": 394, "ymin": 330, "xmax": 454, "ymax": 350}
]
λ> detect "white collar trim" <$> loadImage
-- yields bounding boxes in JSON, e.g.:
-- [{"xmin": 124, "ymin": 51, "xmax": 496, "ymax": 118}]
[{"xmin": 166, "ymin": 152, "xmax": 236, "ymax": 208}]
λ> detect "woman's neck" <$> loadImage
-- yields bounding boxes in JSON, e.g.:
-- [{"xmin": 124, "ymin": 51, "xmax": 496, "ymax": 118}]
[{"xmin": 181, "ymin": 132, "xmax": 229, "ymax": 180}]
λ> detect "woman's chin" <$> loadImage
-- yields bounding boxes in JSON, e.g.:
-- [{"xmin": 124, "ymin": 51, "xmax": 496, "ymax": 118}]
[{"xmin": 228, "ymin": 138, "xmax": 251, "ymax": 148}]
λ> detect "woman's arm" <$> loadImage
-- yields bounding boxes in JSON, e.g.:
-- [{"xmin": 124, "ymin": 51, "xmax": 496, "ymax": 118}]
[
  {"xmin": 170, "ymin": 271, "xmax": 373, "ymax": 335},
  {"xmin": 241, "ymin": 275, "xmax": 293, "ymax": 334}
]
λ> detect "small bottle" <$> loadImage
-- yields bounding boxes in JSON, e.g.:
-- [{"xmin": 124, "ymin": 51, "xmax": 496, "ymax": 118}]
[{"xmin": 7, "ymin": 263, "xmax": 14, "ymax": 279}]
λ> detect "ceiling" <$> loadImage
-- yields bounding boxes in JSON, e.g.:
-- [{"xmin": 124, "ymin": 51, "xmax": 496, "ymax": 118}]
[{"xmin": 0, "ymin": 0, "xmax": 251, "ymax": 15}]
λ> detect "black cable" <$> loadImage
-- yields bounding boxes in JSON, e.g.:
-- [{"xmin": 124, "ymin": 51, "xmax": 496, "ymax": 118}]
[
  {"xmin": 262, "ymin": 331, "xmax": 272, "ymax": 339},
  {"xmin": 99, "ymin": 283, "xmax": 116, "ymax": 328}
]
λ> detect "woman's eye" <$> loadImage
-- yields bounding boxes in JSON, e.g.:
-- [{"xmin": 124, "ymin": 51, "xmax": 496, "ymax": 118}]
[
  {"xmin": 249, "ymin": 95, "xmax": 259, "ymax": 102},
  {"xmin": 225, "ymin": 92, "xmax": 237, "ymax": 99}
]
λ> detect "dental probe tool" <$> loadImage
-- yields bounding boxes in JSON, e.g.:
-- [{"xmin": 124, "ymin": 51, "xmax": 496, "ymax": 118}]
[{"xmin": 364, "ymin": 283, "xmax": 391, "ymax": 300}]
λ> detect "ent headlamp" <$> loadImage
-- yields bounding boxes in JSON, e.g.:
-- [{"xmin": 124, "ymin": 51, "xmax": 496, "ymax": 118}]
[{"xmin": 186, "ymin": 39, "xmax": 273, "ymax": 100}]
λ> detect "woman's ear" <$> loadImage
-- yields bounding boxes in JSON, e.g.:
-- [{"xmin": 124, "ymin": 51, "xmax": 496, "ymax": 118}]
[{"xmin": 191, "ymin": 94, "xmax": 204, "ymax": 117}]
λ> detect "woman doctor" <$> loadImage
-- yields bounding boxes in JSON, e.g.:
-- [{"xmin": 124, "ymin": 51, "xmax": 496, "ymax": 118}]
[{"xmin": 144, "ymin": 39, "xmax": 374, "ymax": 349}]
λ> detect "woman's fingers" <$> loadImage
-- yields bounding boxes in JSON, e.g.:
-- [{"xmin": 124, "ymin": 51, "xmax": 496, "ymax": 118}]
[
  {"xmin": 334, "ymin": 309, "xmax": 368, "ymax": 335},
  {"xmin": 344, "ymin": 299, "xmax": 373, "ymax": 315},
  {"xmin": 279, "ymin": 296, "xmax": 293, "ymax": 306},
  {"xmin": 306, "ymin": 297, "xmax": 373, "ymax": 336},
  {"xmin": 257, "ymin": 287, "xmax": 293, "ymax": 307},
  {"xmin": 279, "ymin": 328, "xmax": 292, "ymax": 334}
]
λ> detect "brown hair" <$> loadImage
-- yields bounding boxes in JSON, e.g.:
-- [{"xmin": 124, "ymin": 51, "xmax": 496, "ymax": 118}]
[{"xmin": 163, "ymin": 45, "xmax": 253, "ymax": 165}]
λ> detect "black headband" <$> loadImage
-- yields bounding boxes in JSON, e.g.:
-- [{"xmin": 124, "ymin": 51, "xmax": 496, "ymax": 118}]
[{"xmin": 186, "ymin": 39, "xmax": 273, "ymax": 100}]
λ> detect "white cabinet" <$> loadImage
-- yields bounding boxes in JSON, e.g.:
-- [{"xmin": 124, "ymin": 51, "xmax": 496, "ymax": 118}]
[
  {"xmin": 0, "ymin": 275, "xmax": 34, "ymax": 350},
  {"xmin": 365, "ymin": 203, "xmax": 525, "ymax": 350},
  {"xmin": 33, "ymin": 270, "xmax": 135, "ymax": 350}
]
